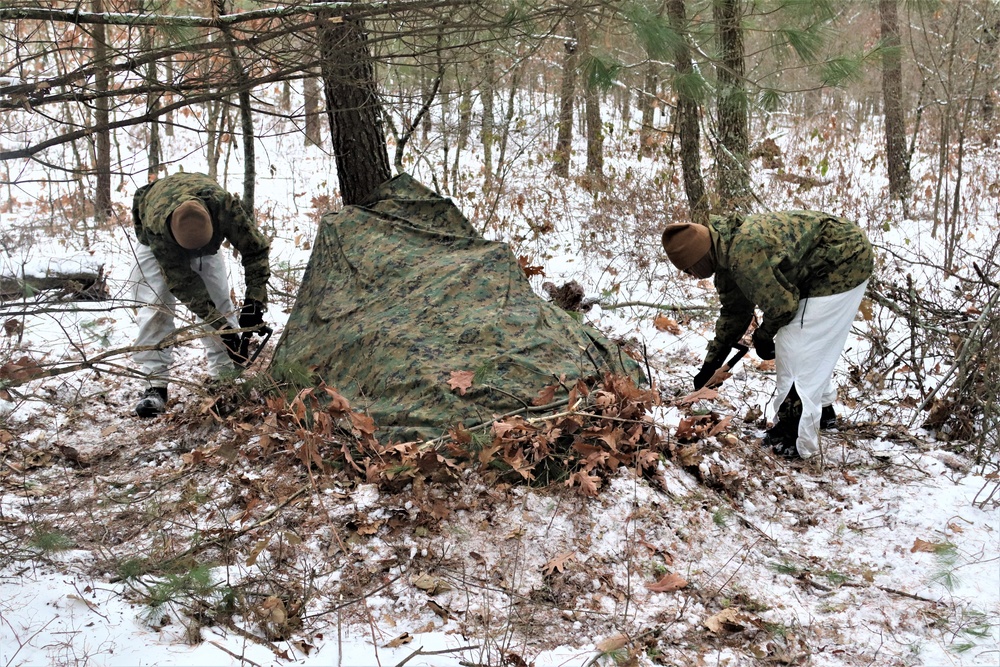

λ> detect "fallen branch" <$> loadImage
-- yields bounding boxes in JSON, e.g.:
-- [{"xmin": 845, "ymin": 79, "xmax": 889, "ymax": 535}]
[
  {"xmin": 0, "ymin": 269, "xmax": 109, "ymax": 301},
  {"xmin": 600, "ymin": 300, "xmax": 715, "ymax": 312}
]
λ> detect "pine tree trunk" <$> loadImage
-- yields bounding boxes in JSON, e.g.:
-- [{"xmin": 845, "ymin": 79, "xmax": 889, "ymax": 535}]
[
  {"xmin": 581, "ymin": 27, "xmax": 603, "ymax": 179},
  {"xmin": 668, "ymin": 0, "xmax": 708, "ymax": 223},
  {"xmin": 880, "ymin": 0, "xmax": 910, "ymax": 200},
  {"xmin": 584, "ymin": 86, "xmax": 603, "ymax": 178},
  {"xmin": 304, "ymin": 71, "xmax": 323, "ymax": 147},
  {"xmin": 713, "ymin": 0, "xmax": 750, "ymax": 211},
  {"xmin": 638, "ymin": 64, "xmax": 658, "ymax": 158},
  {"xmin": 552, "ymin": 17, "xmax": 579, "ymax": 179},
  {"xmin": 317, "ymin": 16, "xmax": 391, "ymax": 206}
]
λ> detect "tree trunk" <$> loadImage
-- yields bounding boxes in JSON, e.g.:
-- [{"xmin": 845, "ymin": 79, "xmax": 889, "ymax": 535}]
[
  {"xmin": 146, "ymin": 60, "xmax": 161, "ymax": 181},
  {"xmin": 304, "ymin": 70, "xmax": 323, "ymax": 147},
  {"xmin": 139, "ymin": 0, "xmax": 160, "ymax": 182},
  {"xmin": 453, "ymin": 63, "xmax": 472, "ymax": 184},
  {"xmin": 581, "ymin": 29, "xmax": 603, "ymax": 179},
  {"xmin": 481, "ymin": 53, "xmax": 496, "ymax": 189},
  {"xmin": 668, "ymin": 0, "xmax": 709, "ymax": 224},
  {"xmin": 213, "ymin": 0, "xmax": 256, "ymax": 211},
  {"xmin": 552, "ymin": 17, "xmax": 579, "ymax": 179},
  {"xmin": 584, "ymin": 85, "xmax": 603, "ymax": 178},
  {"xmin": 713, "ymin": 0, "xmax": 750, "ymax": 211},
  {"xmin": 638, "ymin": 63, "xmax": 658, "ymax": 158},
  {"xmin": 206, "ymin": 99, "xmax": 225, "ymax": 182},
  {"xmin": 164, "ymin": 57, "xmax": 174, "ymax": 137},
  {"xmin": 317, "ymin": 16, "xmax": 391, "ymax": 206},
  {"xmin": 91, "ymin": 0, "xmax": 112, "ymax": 222},
  {"xmin": 880, "ymin": 0, "xmax": 909, "ymax": 201}
]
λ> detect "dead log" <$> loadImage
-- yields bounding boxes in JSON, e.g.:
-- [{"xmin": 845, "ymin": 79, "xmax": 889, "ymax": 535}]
[{"xmin": 0, "ymin": 266, "xmax": 109, "ymax": 301}]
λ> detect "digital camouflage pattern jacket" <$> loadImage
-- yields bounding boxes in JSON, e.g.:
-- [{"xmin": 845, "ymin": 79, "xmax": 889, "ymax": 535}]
[
  {"xmin": 132, "ymin": 172, "xmax": 270, "ymax": 328},
  {"xmin": 704, "ymin": 210, "xmax": 874, "ymax": 365}
]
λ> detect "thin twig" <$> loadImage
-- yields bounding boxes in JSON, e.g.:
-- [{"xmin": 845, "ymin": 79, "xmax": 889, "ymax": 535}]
[{"xmin": 395, "ymin": 644, "xmax": 481, "ymax": 667}]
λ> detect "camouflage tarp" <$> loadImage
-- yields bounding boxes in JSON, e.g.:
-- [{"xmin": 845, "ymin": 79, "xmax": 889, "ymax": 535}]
[{"xmin": 270, "ymin": 174, "xmax": 641, "ymax": 442}]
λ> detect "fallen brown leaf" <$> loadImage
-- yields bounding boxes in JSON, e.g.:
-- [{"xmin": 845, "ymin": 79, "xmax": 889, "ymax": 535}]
[
  {"xmin": 447, "ymin": 370, "xmax": 475, "ymax": 395},
  {"xmin": 910, "ymin": 537, "xmax": 943, "ymax": 553},
  {"xmin": 646, "ymin": 572, "xmax": 687, "ymax": 592},
  {"xmin": 542, "ymin": 551, "xmax": 575, "ymax": 576},
  {"xmin": 653, "ymin": 314, "xmax": 681, "ymax": 334},
  {"xmin": 704, "ymin": 608, "xmax": 748, "ymax": 634}
]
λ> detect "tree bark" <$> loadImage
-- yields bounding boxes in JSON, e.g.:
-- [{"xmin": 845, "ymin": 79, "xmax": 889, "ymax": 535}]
[
  {"xmin": 317, "ymin": 15, "xmax": 391, "ymax": 206},
  {"xmin": 880, "ymin": 0, "xmax": 909, "ymax": 201},
  {"xmin": 581, "ymin": 28, "xmax": 603, "ymax": 179},
  {"xmin": 638, "ymin": 63, "xmax": 659, "ymax": 158},
  {"xmin": 91, "ymin": 0, "xmax": 112, "ymax": 222},
  {"xmin": 213, "ymin": 0, "xmax": 256, "ymax": 213},
  {"xmin": 713, "ymin": 0, "xmax": 750, "ymax": 211},
  {"xmin": 304, "ymin": 71, "xmax": 323, "ymax": 147},
  {"xmin": 481, "ymin": 53, "xmax": 496, "ymax": 188},
  {"xmin": 668, "ymin": 0, "xmax": 708, "ymax": 224},
  {"xmin": 552, "ymin": 17, "xmax": 579, "ymax": 179}
]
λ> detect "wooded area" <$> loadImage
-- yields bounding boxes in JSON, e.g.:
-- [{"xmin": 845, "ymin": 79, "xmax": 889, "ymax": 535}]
[
  {"xmin": 1, "ymin": 0, "xmax": 995, "ymax": 213},
  {"xmin": 2, "ymin": 0, "xmax": 1000, "ymax": 460},
  {"xmin": 2, "ymin": 2, "xmax": 1000, "ymax": 665}
]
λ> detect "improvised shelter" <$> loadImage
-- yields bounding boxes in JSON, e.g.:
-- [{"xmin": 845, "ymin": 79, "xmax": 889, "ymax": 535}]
[{"xmin": 270, "ymin": 175, "xmax": 641, "ymax": 442}]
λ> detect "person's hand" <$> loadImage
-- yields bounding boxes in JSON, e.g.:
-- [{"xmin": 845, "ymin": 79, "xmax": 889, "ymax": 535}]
[
  {"xmin": 752, "ymin": 328, "xmax": 775, "ymax": 360},
  {"xmin": 693, "ymin": 357, "xmax": 724, "ymax": 390},
  {"xmin": 220, "ymin": 327, "xmax": 247, "ymax": 365},
  {"xmin": 239, "ymin": 299, "xmax": 265, "ymax": 330}
]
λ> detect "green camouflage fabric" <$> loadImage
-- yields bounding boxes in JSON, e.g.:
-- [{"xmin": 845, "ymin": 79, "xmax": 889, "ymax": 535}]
[
  {"xmin": 704, "ymin": 210, "xmax": 874, "ymax": 365},
  {"xmin": 270, "ymin": 174, "xmax": 641, "ymax": 442},
  {"xmin": 132, "ymin": 172, "xmax": 271, "ymax": 328}
]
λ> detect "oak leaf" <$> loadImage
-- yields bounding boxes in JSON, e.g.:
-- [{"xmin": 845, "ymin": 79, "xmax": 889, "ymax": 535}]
[
  {"xmin": 566, "ymin": 470, "xmax": 601, "ymax": 496},
  {"xmin": 542, "ymin": 551, "xmax": 575, "ymax": 576},
  {"xmin": 646, "ymin": 572, "xmax": 687, "ymax": 593},
  {"xmin": 675, "ymin": 387, "xmax": 719, "ymax": 406},
  {"xmin": 448, "ymin": 370, "xmax": 475, "ymax": 395},
  {"xmin": 323, "ymin": 386, "xmax": 352, "ymax": 413},
  {"xmin": 532, "ymin": 384, "xmax": 558, "ymax": 406}
]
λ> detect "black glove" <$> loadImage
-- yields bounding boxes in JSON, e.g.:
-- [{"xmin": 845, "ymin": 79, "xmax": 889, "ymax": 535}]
[
  {"xmin": 693, "ymin": 356, "xmax": 725, "ymax": 390},
  {"xmin": 752, "ymin": 328, "xmax": 775, "ymax": 360},
  {"xmin": 239, "ymin": 299, "xmax": 265, "ymax": 331},
  {"xmin": 220, "ymin": 327, "xmax": 247, "ymax": 366}
]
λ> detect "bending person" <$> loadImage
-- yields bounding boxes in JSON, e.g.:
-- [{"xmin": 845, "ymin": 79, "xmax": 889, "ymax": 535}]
[
  {"xmin": 129, "ymin": 172, "xmax": 271, "ymax": 417},
  {"xmin": 661, "ymin": 211, "xmax": 873, "ymax": 460}
]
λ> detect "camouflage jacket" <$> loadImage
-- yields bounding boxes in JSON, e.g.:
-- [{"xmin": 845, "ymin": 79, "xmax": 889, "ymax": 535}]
[
  {"xmin": 132, "ymin": 172, "xmax": 270, "ymax": 328},
  {"xmin": 704, "ymin": 210, "xmax": 873, "ymax": 365}
]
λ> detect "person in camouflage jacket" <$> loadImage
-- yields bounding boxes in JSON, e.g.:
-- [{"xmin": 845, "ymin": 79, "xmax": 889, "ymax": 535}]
[
  {"xmin": 662, "ymin": 210, "xmax": 873, "ymax": 460},
  {"xmin": 129, "ymin": 172, "xmax": 271, "ymax": 417}
]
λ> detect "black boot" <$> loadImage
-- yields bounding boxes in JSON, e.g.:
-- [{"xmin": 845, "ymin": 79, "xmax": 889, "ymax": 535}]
[
  {"xmin": 820, "ymin": 405, "xmax": 837, "ymax": 430},
  {"xmin": 764, "ymin": 384, "xmax": 802, "ymax": 459},
  {"xmin": 135, "ymin": 386, "xmax": 168, "ymax": 418},
  {"xmin": 762, "ymin": 421, "xmax": 800, "ymax": 459}
]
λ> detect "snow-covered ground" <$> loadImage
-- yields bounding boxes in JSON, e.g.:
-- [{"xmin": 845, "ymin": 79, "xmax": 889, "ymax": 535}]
[{"xmin": 1, "ymin": 94, "xmax": 998, "ymax": 667}]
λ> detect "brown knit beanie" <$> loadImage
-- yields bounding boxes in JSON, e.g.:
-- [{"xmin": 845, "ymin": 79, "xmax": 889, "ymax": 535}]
[
  {"xmin": 661, "ymin": 223, "xmax": 711, "ymax": 271},
  {"xmin": 170, "ymin": 200, "xmax": 213, "ymax": 250}
]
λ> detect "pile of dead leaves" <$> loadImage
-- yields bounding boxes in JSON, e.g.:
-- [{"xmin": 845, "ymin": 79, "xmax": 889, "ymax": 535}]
[{"xmin": 254, "ymin": 374, "xmax": 665, "ymax": 497}]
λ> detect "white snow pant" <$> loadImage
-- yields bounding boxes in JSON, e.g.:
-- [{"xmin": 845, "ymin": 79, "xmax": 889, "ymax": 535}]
[
  {"xmin": 130, "ymin": 243, "xmax": 239, "ymax": 389},
  {"xmin": 773, "ymin": 281, "xmax": 868, "ymax": 459}
]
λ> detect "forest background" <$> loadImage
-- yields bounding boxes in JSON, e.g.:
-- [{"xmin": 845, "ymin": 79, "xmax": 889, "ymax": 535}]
[{"xmin": 1, "ymin": 0, "xmax": 999, "ymax": 666}]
